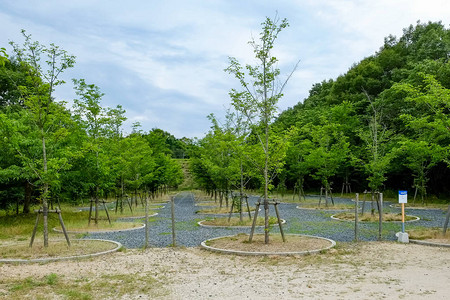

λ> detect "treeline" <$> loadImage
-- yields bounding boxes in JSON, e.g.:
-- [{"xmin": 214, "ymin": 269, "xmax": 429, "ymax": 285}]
[
  {"xmin": 191, "ymin": 21, "xmax": 450, "ymax": 202},
  {"xmin": 0, "ymin": 32, "xmax": 185, "ymax": 213}
]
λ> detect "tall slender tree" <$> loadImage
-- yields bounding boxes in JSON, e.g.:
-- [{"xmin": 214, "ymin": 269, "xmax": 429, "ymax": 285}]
[
  {"xmin": 8, "ymin": 31, "xmax": 75, "ymax": 247},
  {"xmin": 225, "ymin": 15, "xmax": 298, "ymax": 244}
]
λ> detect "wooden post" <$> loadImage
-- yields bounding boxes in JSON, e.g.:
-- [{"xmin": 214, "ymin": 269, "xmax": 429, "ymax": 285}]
[
  {"xmin": 401, "ymin": 202, "xmax": 405, "ymax": 233},
  {"xmin": 171, "ymin": 196, "xmax": 176, "ymax": 247},
  {"xmin": 443, "ymin": 205, "xmax": 450, "ymax": 234},
  {"xmin": 249, "ymin": 202, "xmax": 260, "ymax": 242},
  {"xmin": 274, "ymin": 202, "xmax": 286, "ymax": 242},
  {"xmin": 355, "ymin": 193, "xmax": 359, "ymax": 242},
  {"xmin": 319, "ymin": 187, "xmax": 323, "ymax": 207},
  {"xmin": 145, "ymin": 194, "xmax": 149, "ymax": 248},
  {"xmin": 228, "ymin": 198, "xmax": 235, "ymax": 222}
]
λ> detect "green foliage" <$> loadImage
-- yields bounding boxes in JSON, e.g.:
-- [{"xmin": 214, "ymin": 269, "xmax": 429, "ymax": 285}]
[{"xmin": 272, "ymin": 21, "xmax": 450, "ymax": 198}]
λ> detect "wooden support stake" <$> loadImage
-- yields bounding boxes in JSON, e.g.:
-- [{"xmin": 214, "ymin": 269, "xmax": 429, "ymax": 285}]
[
  {"xmin": 245, "ymin": 195, "xmax": 252, "ymax": 221},
  {"xmin": 443, "ymin": 205, "xmax": 450, "ymax": 234},
  {"xmin": 145, "ymin": 194, "xmax": 149, "ymax": 248},
  {"xmin": 378, "ymin": 193, "xmax": 383, "ymax": 241},
  {"xmin": 171, "ymin": 196, "xmax": 176, "ymax": 247},
  {"xmin": 355, "ymin": 193, "xmax": 359, "ymax": 242},
  {"xmin": 102, "ymin": 200, "xmax": 111, "ymax": 225},
  {"xmin": 274, "ymin": 203, "xmax": 286, "ymax": 242},
  {"xmin": 57, "ymin": 210, "xmax": 71, "ymax": 247},
  {"xmin": 30, "ymin": 210, "xmax": 41, "ymax": 247},
  {"xmin": 228, "ymin": 198, "xmax": 235, "ymax": 222},
  {"xmin": 249, "ymin": 202, "xmax": 260, "ymax": 242}
]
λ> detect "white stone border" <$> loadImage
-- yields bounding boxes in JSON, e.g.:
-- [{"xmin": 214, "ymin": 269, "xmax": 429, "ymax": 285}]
[
  {"xmin": 296, "ymin": 205, "xmax": 353, "ymax": 211},
  {"xmin": 118, "ymin": 212, "xmax": 158, "ymax": 219},
  {"xmin": 53, "ymin": 223, "xmax": 146, "ymax": 234},
  {"xmin": 388, "ymin": 204, "xmax": 444, "ymax": 210},
  {"xmin": 197, "ymin": 219, "xmax": 286, "ymax": 228},
  {"xmin": 196, "ymin": 208, "xmax": 260, "ymax": 216},
  {"xmin": 409, "ymin": 239, "xmax": 450, "ymax": 248},
  {"xmin": 201, "ymin": 234, "xmax": 336, "ymax": 256},
  {"xmin": 330, "ymin": 214, "xmax": 420, "ymax": 223},
  {"xmin": 0, "ymin": 239, "xmax": 122, "ymax": 264}
]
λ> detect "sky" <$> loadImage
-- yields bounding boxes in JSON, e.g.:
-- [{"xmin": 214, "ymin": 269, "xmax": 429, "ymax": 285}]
[{"xmin": 1, "ymin": 0, "xmax": 449, "ymax": 139}]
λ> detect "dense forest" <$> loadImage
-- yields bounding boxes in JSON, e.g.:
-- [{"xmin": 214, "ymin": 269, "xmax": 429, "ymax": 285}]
[
  {"xmin": 0, "ymin": 33, "xmax": 186, "ymax": 214},
  {"xmin": 190, "ymin": 21, "xmax": 450, "ymax": 203}
]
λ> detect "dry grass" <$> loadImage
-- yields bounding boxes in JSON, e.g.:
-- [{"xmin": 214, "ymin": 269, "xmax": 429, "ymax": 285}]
[
  {"xmin": 334, "ymin": 212, "xmax": 418, "ymax": 222},
  {"xmin": 0, "ymin": 239, "xmax": 118, "ymax": 260},
  {"xmin": 206, "ymin": 233, "xmax": 332, "ymax": 253},
  {"xmin": 57, "ymin": 221, "xmax": 143, "ymax": 233},
  {"xmin": 407, "ymin": 228, "xmax": 450, "ymax": 243},
  {"xmin": 391, "ymin": 202, "xmax": 448, "ymax": 210},
  {"xmin": 298, "ymin": 203, "xmax": 355, "ymax": 210},
  {"xmin": 200, "ymin": 216, "xmax": 278, "ymax": 227},
  {"xmin": 196, "ymin": 206, "xmax": 255, "ymax": 214}
]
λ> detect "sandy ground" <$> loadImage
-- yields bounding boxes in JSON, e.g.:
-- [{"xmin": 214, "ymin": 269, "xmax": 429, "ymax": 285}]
[{"xmin": 0, "ymin": 242, "xmax": 449, "ymax": 299}]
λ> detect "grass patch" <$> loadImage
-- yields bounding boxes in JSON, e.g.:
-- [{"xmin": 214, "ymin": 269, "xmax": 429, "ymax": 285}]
[
  {"xmin": 298, "ymin": 202, "xmax": 355, "ymax": 210},
  {"xmin": 207, "ymin": 233, "xmax": 333, "ymax": 253},
  {"xmin": 201, "ymin": 216, "xmax": 279, "ymax": 227},
  {"xmin": 196, "ymin": 206, "xmax": 256, "ymax": 214},
  {"xmin": 390, "ymin": 202, "xmax": 448, "ymax": 210},
  {"xmin": 1, "ymin": 271, "xmax": 168, "ymax": 299},
  {"xmin": 0, "ymin": 239, "xmax": 117, "ymax": 260},
  {"xmin": 407, "ymin": 227, "xmax": 450, "ymax": 242},
  {"xmin": 333, "ymin": 212, "xmax": 418, "ymax": 222}
]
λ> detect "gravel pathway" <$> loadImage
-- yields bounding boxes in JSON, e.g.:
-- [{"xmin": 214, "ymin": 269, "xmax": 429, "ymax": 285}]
[{"xmin": 86, "ymin": 192, "xmax": 448, "ymax": 248}]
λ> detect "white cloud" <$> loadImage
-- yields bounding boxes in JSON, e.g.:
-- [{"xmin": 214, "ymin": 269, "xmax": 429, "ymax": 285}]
[{"xmin": 1, "ymin": 0, "xmax": 449, "ymax": 138}]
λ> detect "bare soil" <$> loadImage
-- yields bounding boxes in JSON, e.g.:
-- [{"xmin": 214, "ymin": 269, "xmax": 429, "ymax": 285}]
[
  {"xmin": 207, "ymin": 233, "xmax": 331, "ymax": 253},
  {"xmin": 1, "ymin": 242, "xmax": 449, "ymax": 299}
]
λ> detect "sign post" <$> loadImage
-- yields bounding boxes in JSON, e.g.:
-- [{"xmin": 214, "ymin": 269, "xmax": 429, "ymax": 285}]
[{"xmin": 397, "ymin": 190, "xmax": 409, "ymax": 243}]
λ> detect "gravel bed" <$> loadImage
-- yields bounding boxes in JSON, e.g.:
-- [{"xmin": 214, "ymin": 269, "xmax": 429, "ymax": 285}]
[{"xmin": 85, "ymin": 192, "xmax": 447, "ymax": 248}]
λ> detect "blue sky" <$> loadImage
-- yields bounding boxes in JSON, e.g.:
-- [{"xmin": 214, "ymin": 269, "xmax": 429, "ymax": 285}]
[{"xmin": 1, "ymin": 0, "xmax": 449, "ymax": 138}]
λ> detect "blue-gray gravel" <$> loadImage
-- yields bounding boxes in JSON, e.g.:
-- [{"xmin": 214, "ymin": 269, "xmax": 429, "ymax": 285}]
[{"xmin": 85, "ymin": 192, "xmax": 447, "ymax": 248}]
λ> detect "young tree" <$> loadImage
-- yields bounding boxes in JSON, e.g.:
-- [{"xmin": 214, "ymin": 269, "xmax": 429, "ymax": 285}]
[
  {"xmin": 8, "ymin": 31, "xmax": 75, "ymax": 247},
  {"xmin": 225, "ymin": 15, "xmax": 298, "ymax": 244}
]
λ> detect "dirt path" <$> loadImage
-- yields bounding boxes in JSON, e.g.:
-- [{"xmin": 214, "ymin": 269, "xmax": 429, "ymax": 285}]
[{"xmin": 1, "ymin": 242, "xmax": 449, "ymax": 299}]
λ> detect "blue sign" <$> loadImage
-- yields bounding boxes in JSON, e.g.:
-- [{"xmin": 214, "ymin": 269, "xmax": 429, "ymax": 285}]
[{"xmin": 399, "ymin": 190, "xmax": 407, "ymax": 203}]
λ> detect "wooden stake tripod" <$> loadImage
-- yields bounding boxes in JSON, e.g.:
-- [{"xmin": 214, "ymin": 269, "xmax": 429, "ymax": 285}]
[
  {"xmin": 228, "ymin": 192, "xmax": 252, "ymax": 222},
  {"xmin": 249, "ymin": 199, "xmax": 286, "ymax": 242},
  {"xmin": 30, "ymin": 208, "xmax": 71, "ymax": 247},
  {"xmin": 115, "ymin": 194, "xmax": 133, "ymax": 214},
  {"xmin": 361, "ymin": 190, "xmax": 380, "ymax": 215},
  {"xmin": 341, "ymin": 179, "xmax": 351, "ymax": 196},
  {"xmin": 88, "ymin": 198, "xmax": 111, "ymax": 225},
  {"xmin": 319, "ymin": 186, "xmax": 334, "ymax": 207}
]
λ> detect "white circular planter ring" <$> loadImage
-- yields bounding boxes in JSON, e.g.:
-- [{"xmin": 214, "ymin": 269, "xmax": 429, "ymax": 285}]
[
  {"xmin": 201, "ymin": 234, "xmax": 336, "ymax": 256},
  {"xmin": 197, "ymin": 219, "xmax": 286, "ymax": 228},
  {"xmin": 330, "ymin": 214, "xmax": 420, "ymax": 222},
  {"xmin": 53, "ymin": 223, "xmax": 146, "ymax": 234},
  {"xmin": 0, "ymin": 239, "xmax": 122, "ymax": 264}
]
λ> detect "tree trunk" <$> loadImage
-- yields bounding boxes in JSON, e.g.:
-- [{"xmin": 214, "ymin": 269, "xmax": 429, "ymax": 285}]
[
  {"xmin": 42, "ymin": 134, "xmax": 49, "ymax": 248},
  {"xmin": 23, "ymin": 181, "xmax": 32, "ymax": 214}
]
